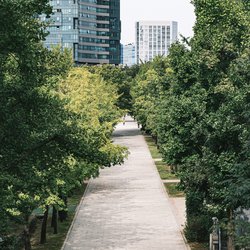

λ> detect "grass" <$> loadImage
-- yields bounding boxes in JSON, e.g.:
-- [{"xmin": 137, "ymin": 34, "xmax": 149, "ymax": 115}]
[
  {"xmin": 144, "ymin": 136, "xmax": 162, "ymax": 159},
  {"xmin": 164, "ymin": 183, "xmax": 184, "ymax": 197},
  {"xmin": 155, "ymin": 161, "xmax": 178, "ymax": 180},
  {"xmin": 144, "ymin": 134, "xmax": 178, "ymax": 180},
  {"xmin": 31, "ymin": 184, "xmax": 87, "ymax": 250},
  {"xmin": 190, "ymin": 242, "xmax": 209, "ymax": 250}
]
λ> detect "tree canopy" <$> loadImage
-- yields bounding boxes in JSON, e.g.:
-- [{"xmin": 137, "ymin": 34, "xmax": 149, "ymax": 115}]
[
  {"xmin": 131, "ymin": 0, "xmax": 250, "ymax": 248},
  {"xmin": 0, "ymin": 1, "xmax": 127, "ymax": 249}
]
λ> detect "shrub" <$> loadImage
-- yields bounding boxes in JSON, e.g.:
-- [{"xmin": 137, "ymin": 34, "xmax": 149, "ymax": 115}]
[{"xmin": 184, "ymin": 214, "xmax": 211, "ymax": 242}]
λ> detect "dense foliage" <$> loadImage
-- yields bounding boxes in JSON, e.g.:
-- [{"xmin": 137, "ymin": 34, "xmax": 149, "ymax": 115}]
[
  {"xmin": 89, "ymin": 64, "xmax": 139, "ymax": 112},
  {"xmin": 131, "ymin": 0, "xmax": 250, "ymax": 248},
  {"xmin": 0, "ymin": 1, "xmax": 127, "ymax": 249},
  {"xmin": 1, "ymin": 0, "xmax": 249, "ymax": 249}
]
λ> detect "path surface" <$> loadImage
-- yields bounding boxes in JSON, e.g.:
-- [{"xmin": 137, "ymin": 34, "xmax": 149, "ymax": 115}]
[{"xmin": 62, "ymin": 117, "xmax": 188, "ymax": 250}]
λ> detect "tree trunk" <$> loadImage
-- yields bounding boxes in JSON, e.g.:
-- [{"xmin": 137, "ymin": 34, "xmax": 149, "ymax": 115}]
[
  {"xmin": 23, "ymin": 225, "xmax": 31, "ymax": 250},
  {"xmin": 155, "ymin": 136, "xmax": 160, "ymax": 149},
  {"xmin": 170, "ymin": 165, "xmax": 175, "ymax": 174},
  {"xmin": 40, "ymin": 205, "xmax": 49, "ymax": 244},
  {"xmin": 227, "ymin": 208, "xmax": 235, "ymax": 250},
  {"xmin": 58, "ymin": 196, "xmax": 68, "ymax": 222},
  {"xmin": 51, "ymin": 206, "xmax": 58, "ymax": 234}
]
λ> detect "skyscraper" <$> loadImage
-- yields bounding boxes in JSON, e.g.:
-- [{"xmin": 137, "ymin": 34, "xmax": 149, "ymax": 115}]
[
  {"xmin": 42, "ymin": 0, "xmax": 121, "ymax": 65},
  {"xmin": 121, "ymin": 43, "xmax": 136, "ymax": 67},
  {"xmin": 41, "ymin": 0, "xmax": 78, "ymax": 60},
  {"xmin": 136, "ymin": 21, "xmax": 178, "ymax": 63}
]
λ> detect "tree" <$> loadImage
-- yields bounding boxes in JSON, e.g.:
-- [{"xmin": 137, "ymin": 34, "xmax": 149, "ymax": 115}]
[
  {"xmin": 0, "ymin": 1, "xmax": 67, "ymax": 248},
  {"xmin": 91, "ymin": 64, "xmax": 138, "ymax": 112},
  {"xmin": 0, "ymin": 1, "xmax": 128, "ymax": 249},
  {"xmin": 131, "ymin": 1, "xmax": 250, "ymax": 247},
  {"xmin": 131, "ymin": 57, "xmax": 169, "ymax": 136}
]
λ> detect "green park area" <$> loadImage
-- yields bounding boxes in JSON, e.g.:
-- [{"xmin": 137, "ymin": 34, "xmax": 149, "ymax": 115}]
[{"xmin": 1, "ymin": 1, "xmax": 250, "ymax": 249}]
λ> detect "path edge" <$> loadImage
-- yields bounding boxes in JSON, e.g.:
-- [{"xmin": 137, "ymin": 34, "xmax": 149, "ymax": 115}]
[
  {"xmin": 61, "ymin": 179, "xmax": 92, "ymax": 250},
  {"xmin": 142, "ymin": 133, "xmax": 191, "ymax": 250}
]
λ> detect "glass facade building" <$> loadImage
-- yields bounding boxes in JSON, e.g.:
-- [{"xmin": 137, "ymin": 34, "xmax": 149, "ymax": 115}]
[
  {"xmin": 41, "ymin": 0, "xmax": 79, "ymax": 61},
  {"xmin": 121, "ymin": 43, "xmax": 136, "ymax": 67},
  {"xmin": 136, "ymin": 21, "xmax": 178, "ymax": 63},
  {"xmin": 42, "ymin": 0, "xmax": 121, "ymax": 64}
]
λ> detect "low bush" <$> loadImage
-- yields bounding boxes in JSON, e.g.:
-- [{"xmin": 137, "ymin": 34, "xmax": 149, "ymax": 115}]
[{"xmin": 184, "ymin": 214, "xmax": 211, "ymax": 242}]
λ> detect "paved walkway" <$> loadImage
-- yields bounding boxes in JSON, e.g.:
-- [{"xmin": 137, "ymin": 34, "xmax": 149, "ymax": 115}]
[{"xmin": 62, "ymin": 117, "xmax": 188, "ymax": 250}]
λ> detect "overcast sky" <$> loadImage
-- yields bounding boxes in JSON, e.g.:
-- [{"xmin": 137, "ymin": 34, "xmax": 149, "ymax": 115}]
[{"xmin": 120, "ymin": 0, "xmax": 196, "ymax": 44}]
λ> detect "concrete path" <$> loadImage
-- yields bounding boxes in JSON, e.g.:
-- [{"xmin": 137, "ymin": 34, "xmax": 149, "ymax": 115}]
[
  {"xmin": 169, "ymin": 197, "xmax": 186, "ymax": 232},
  {"xmin": 62, "ymin": 117, "xmax": 188, "ymax": 250}
]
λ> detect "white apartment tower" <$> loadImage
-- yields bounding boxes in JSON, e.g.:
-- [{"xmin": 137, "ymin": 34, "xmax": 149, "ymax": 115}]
[
  {"xmin": 136, "ymin": 21, "xmax": 178, "ymax": 63},
  {"xmin": 121, "ymin": 43, "xmax": 136, "ymax": 66}
]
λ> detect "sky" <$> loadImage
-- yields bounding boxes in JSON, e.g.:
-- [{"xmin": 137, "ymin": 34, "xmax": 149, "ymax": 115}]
[{"xmin": 120, "ymin": 0, "xmax": 196, "ymax": 44}]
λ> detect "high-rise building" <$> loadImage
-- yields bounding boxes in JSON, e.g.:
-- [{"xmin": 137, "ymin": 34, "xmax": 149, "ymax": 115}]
[
  {"xmin": 41, "ymin": 0, "xmax": 121, "ymax": 65},
  {"xmin": 136, "ymin": 21, "xmax": 178, "ymax": 63},
  {"xmin": 121, "ymin": 43, "xmax": 136, "ymax": 67},
  {"xmin": 41, "ymin": 0, "xmax": 78, "ymax": 60}
]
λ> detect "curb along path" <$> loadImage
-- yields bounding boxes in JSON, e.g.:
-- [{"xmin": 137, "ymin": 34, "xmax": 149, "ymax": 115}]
[{"xmin": 62, "ymin": 117, "xmax": 188, "ymax": 250}]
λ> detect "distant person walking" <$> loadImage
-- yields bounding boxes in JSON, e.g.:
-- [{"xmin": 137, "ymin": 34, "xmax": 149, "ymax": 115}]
[{"xmin": 123, "ymin": 115, "xmax": 126, "ymax": 125}]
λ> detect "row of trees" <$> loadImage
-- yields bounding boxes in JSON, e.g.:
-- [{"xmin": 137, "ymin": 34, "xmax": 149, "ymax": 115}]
[
  {"xmin": 131, "ymin": 0, "xmax": 250, "ymax": 248},
  {"xmin": 0, "ymin": 1, "xmax": 127, "ymax": 249}
]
